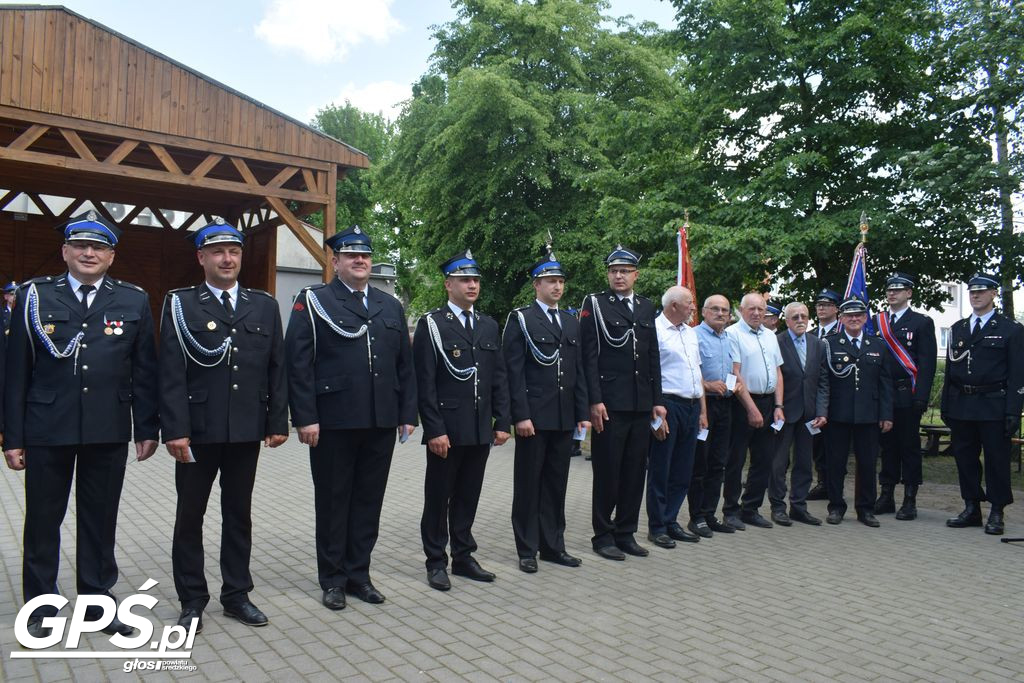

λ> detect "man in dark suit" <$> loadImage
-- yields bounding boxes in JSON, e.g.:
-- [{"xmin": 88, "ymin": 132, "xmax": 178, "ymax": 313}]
[
  {"xmin": 942, "ymin": 273, "xmax": 1024, "ymax": 535},
  {"xmin": 873, "ymin": 273, "xmax": 937, "ymax": 520},
  {"xmin": 580, "ymin": 245, "xmax": 665, "ymax": 560},
  {"xmin": 4, "ymin": 212, "xmax": 159, "ymax": 639},
  {"xmin": 821, "ymin": 296, "xmax": 893, "ymax": 526},
  {"xmin": 415, "ymin": 250, "xmax": 510, "ymax": 591},
  {"xmin": 2, "ymin": 280, "xmax": 16, "ymax": 335},
  {"xmin": 807, "ymin": 288, "xmax": 841, "ymax": 501},
  {"xmin": 287, "ymin": 226, "xmax": 417, "ymax": 608},
  {"xmin": 503, "ymin": 249, "xmax": 589, "ymax": 573},
  {"xmin": 161, "ymin": 220, "xmax": 289, "ymax": 632},
  {"xmin": 770, "ymin": 302, "xmax": 829, "ymax": 526}
]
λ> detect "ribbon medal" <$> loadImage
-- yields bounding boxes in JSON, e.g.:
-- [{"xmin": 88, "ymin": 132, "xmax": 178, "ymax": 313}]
[{"xmin": 104, "ymin": 315, "xmax": 125, "ymax": 336}]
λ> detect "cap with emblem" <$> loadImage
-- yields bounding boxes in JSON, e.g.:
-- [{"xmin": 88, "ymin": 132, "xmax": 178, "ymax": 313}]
[
  {"xmin": 605, "ymin": 244, "xmax": 640, "ymax": 268},
  {"xmin": 440, "ymin": 250, "xmax": 481, "ymax": 277},
  {"xmin": 59, "ymin": 211, "xmax": 121, "ymax": 247},
  {"xmin": 4, "ymin": 280, "xmax": 17, "ymax": 293},
  {"xmin": 885, "ymin": 272, "xmax": 915, "ymax": 290},
  {"xmin": 188, "ymin": 217, "xmax": 244, "ymax": 249},
  {"xmin": 967, "ymin": 273, "xmax": 999, "ymax": 291},
  {"xmin": 325, "ymin": 225, "xmax": 372, "ymax": 254},
  {"xmin": 815, "ymin": 289, "xmax": 841, "ymax": 306},
  {"xmin": 839, "ymin": 296, "xmax": 868, "ymax": 315},
  {"xmin": 530, "ymin": 249, "xmax": 565, "ymax": 279},
  {"xmin": 765, "ymin": 303, "xmax": 781, "ymax": 317}
]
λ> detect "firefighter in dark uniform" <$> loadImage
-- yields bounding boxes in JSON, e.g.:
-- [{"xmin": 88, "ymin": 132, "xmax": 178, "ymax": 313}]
[
  {"xmin": 161, "ymin": 220, "xmax": 289, "ymax": 633},
  {"xmin": 580, "ymin": 245, "xmax": 665, "ymax": 560},
  {"xmin": 4, "ymin": 212, "xmax": 159, "ymax": 639},
  {"xmin": 3, "ymin": 280, "xmax": 17, "ymax": 334},
  {"xmin": 942, "ymin": 274, "xmax": 1024, "ymax": 536},
  {"xmin": 414, "ymin": 250, "xmax": 511, "ymax": 591},
  {"xmin": 872, "ymin": 273, "xmax": 936, "ymax": 520},
  {"xmin": 287, "ymin": 226, "xmax": 417, "ymax": 609},
  {"xmin": 502, "ymin": 249, "xmax": 589, "ymax": 573},
  {"xmin": 807, "ymin": 288, "xmax": 841, "ymax": 501},
  {"xmin": 821, "ymin": 296, "xmax": 893, "ymax": 527}
]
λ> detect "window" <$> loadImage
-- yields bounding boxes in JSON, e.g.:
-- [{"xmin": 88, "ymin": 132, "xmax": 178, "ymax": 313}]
[{"xmin": 940, "ymin": 327, "xmax": 951, "ymax": 349}]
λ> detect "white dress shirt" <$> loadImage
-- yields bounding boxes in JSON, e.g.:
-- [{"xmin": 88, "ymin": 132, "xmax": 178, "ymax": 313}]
[
  {"xmin": 67, "ymin": 273, "xmax": 103, "ymax": 308},
  {"xmin": 205, "ymin": 282, "xmax": 239, "ymax": 311},
  {"xmin": 971, "ymin": 309, "xmax": 995, "ymax": 330},
  {"xmin": 727, "ymin": 318, "xmax": 783, "ymax": 394},
  {"xmin": 447, "ymin": 301, "xmax": 474, "ymax": 327},
  {"xmin": 656, "ymin": 314, "xmax": 703, "ymax": 399}
]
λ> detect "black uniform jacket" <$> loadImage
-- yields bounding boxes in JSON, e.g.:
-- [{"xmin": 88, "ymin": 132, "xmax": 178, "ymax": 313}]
[
  {"xmin": 941, "ymin": 312, "xmax": 1024, "ymax": 421},
  {"xmin": 159, "ymin": 284, "xmax": 288, "ymax": 444},
  {"xmin": 502, "ymin": 302, "xmax": 588, "ymax": 432},
  {"xmin": 414, "ymin": 305, "xmax": 510, "ymax": 446},
  {"xmin": 287, "ymin": 278, "xmax": 416, "ymax": 431},
  {"xmin": 820, "ymin": 334, "xmax": 893, "ymax": 424},
  {"xmin": 873, "ymin": 309, "xmax": 937, "ymax": 408},
  {"xmin": 4, "ymin": 274, "xmax": 159, "ymax": 449},
  {"xmin": 579, "ymin": 290, "xmax": 662, "ymax": 413}
]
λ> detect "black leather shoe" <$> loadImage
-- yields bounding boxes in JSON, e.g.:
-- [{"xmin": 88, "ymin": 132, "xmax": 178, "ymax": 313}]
[
  {"xmin": 985, "ymin": 509, "xmax": 1005, "ymax": 535},
  {"xmin": 741, "ymin": 512, "xmax": 773, "ymax": 529},
  {"xmin": 668, "ymin": 523, "xmax": 700, "ymax": 542},
  {"xmin": 427, "ymin": 568, "xmax": 451, "ymax": 591},
  {"xmin": 615, "ymin": 538, "xmax": 649, "ymax": 557},
  {"xmin": 26, "ymin": 616, "xmax": 52, "ymax": 640},
  {"xmin": 322, "ymin": 587, "xmax": 346, "ymax": 610},
  {"xmin": 223, "ymin": 601, "xmax": 268, "ymax": 627},
  {"xmin": 806, "ymin": 483, "xmax": 828, "ymax": 501},
  {"xmin": 347, "ymin": 581, "xmax": 386, "ymax": 604},
  {"xmin": 519, "ymin": 557, "xmax": 538, "ymax": 573},
  {"xmin": 789, "ymin": 509, "xmax": 822, "ymax": 526},
  {"xmin": 539, "ymin": 550, "xmax": 581, "ymax": 567},
  {"xmin": 647, "ymin": 533, "xmax": 676, "ymax": 549},
  {"xmin": 723, "ymin": 515, "xmax": 746, "ymax": 531},
  {"xmin": 84, "ymin": 604, "xmax": 137, "ymax": 637},
  {"xmin": 770, "ymin": 510, "xmax": 793, "ymax": 527},
  {"xmin": 874, "ymin": 484, "xmax": 896, "ymax": 514},
  {"xmin": 686, "ymin": 519, "xmax": 713, "ymax": 538},
  {"xmin": 451, "ymin": 557, "xmax": 496, "ymax": 582},
  {"xmin": 594, "ymin": 544, "xmax": 626, "ymax": 560},
  {"xmin": 706, "ymin": 517, "xmax": 735, "ymax": 533},
  {"xmin": 176, "ymin": 607, "xmax": 203, "ymax": 634},
  {"xmin": 946, "ymin": 502, "xmax": 983, "ymax": 528},
  {"xmin": 857, "ymin": 512, "xmax": 881, "ymax": 528},
  {"xmin": 826, "ymin": 510, "xmax": 843, "ymax": 525}
]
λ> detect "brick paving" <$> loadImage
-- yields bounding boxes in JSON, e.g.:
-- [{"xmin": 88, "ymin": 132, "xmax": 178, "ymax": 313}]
[{"xmin": 2, "ymin": 435, "xmax": 1023, "ymax": 682}]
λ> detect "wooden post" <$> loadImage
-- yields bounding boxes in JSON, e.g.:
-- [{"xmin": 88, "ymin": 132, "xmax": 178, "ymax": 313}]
[{"xmin": 322, "ymin": 165, "xmax": 338, "ymax": 282}]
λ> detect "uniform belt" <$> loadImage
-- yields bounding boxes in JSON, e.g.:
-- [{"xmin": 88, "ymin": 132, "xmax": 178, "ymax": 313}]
[
  {"xmin": 957, "ymin": 382, "xmax": 1006, "ymax": 395},
  {"xmin": 748, "ymin": 392, "xmax": 774, "ymax": 399},
  {"xmin": 663, "ymin": 393, "xmax": 701, "ymax": 405}
]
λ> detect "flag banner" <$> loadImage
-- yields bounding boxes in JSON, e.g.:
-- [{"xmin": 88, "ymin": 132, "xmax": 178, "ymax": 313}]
[
  {"xmin": 842, "ymin": 242, "xmax": 874, "ymax": 335},
  {"xmin": 677, "ymin": 223, "xmax": 698, "ymax": 326}
]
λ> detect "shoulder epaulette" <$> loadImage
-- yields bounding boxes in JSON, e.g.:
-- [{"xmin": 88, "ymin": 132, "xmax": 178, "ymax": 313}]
[
  {"xmin": 245, "ymin": 288, "xmax": 274, "ymax": 298},
  {"xmin": 166, "ymin": 285, "xmax": 197, "ymax": 296},
  {"xmin": 636, "ymin": 293, "xmax": 651, "ymax": 302},
  {"xmin": 23, "ymin": 275, "xmax": 55, "ymax": 287},
  {"xmin": 113, "ymin": 279, "xmax": 146, "ymax": 293},
  {"xmin": 300, "ymin": 283, "xmax": 328, "ymax": 294}
]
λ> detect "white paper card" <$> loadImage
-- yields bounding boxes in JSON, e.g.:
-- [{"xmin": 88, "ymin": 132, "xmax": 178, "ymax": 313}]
[
  {"xmin": 573, "ymin": 425, "xmax": 588, "ymax": 441},
  {"xmin": 399, "ymin": 426, "xmax": 410, "ymax": 444},
  {"xmin": 697, "ymin": 428, "xmax": 709, "ymax": 442},
  {"xmin": 770, "ymin": 419, "xmax": 785, "ymax": 432},
  {"xmin": 185, "ymin": 447, "xmax": 196, "ymax": 463},
  {"xmin": 805, "ymin": 420, "xmax": 821, "ymax": 435},
  {"xmin": 650, "ymin": 416, "xmax": 663, "ymax": 431},
  {"xmin": 725, "ymin": 374, "xmax": 737, "ymax": 392}
]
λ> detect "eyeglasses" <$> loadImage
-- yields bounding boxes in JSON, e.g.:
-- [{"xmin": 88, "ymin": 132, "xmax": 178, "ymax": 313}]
[
  {"xmin": 67, "ymin": 242, "xmax": 112, "ymax": 253},
  {"xmin": 608, "ymin": 268, "xmax": 636, "ymax": 276},
  {"xmin": 705, "ymin": 306, "xmax": 730, "ymax": 314}
]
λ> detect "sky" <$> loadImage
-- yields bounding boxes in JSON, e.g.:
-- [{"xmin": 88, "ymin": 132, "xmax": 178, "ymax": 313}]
[{"xmin": 45, "ymin": 0, "xmax": 680, "ymax": 125}]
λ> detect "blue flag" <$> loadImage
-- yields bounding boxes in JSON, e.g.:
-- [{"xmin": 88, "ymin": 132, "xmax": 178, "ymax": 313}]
[{"xmin": 843, "ymin": 242, "xmax": 874, "ymax": 334}]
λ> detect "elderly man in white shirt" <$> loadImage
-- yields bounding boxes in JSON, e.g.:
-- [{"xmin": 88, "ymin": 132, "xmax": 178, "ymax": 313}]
[
  {"xmin": 645, "ymin": 286, "xmax": 708, "ymax": 549},
  {"xmin": 721, "ymin": 292, "xmax": 785, "ymax": 530}
]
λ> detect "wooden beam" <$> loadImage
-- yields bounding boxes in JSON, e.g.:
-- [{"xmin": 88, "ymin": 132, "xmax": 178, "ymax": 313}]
[
  {"xmin": 149, "ymin": 207, "xmax": 174, "ymax": 230},
  {"xmin": 59, "ymin": 128, "xmax": 97, "ymax": 162},
  {"xmin": 267, "ymin": 165, "xmax": 298, "ymax": 189},
  {"xmin": 147, "ymin": 143, "xmax": 183, "ymax": 175},
  {"xmin": 103, "ymin": 139, "xmax": 138, "ymax": 165},
  {"xmin": 322, "ymin": 164, "xmax": 337, "ymax": 282},
  {"xmin": 230, "ymin": 156, "xmax": 260, "ymax": 186},
  {"xmin": 189, "ymin": 153, "xmax": 222, "ymax": 179},
  {"xmin": 266, "ymin": 195, "xmax": 329, "ymax": 269},
  {"xmin": 23, "ymin": 192, "xmax": 54, "ymax": 217},
  {"xmin": 89, "ymin": 200, "xmax": 120, "ymax": 225},
  {"xmin": 0, "ymin": 190, "xmax": 21, "ymax": 211},
  {"xmin": 301, "ymin": 168, "xmax": 318, "ymax": 194},
  {"xmin": 8, "ymin": 124, "xmax": 49, "ymax": 151},
  {"xmin": 0, "ymin": 146, "xmax": 331, "ymax": 204},
  {"xmin": 121, "ymin": 204, "xmax": 145, "ymax": 227}
]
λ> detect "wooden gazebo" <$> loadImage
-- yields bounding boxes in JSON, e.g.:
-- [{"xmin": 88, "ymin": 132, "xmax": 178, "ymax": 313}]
[{"xmin": 0, "ymin": 5, "xmax": 368, "ymax": 319}]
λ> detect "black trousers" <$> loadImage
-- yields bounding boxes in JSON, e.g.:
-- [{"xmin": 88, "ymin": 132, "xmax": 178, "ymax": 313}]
[
  {"xmin": 948, "ymin": 418, "xmax": 1014, "ymax": 508},
  {"xmin": 879, "ymin": 405, "xmax": 924, "ymax": 486},
  {"xmin": 421, "ymin": 444, "xmax": 490, "ymax": 570},
  {"xmin": 172, "ymin": 441, "xmax": 260, "ymax": 608},
  {"xmin": 591, "ymin": 410, "xmax": 650, "ymax": 548},
  {"xmin": 826, "ymin": 422, "xmax": 878, "ymax": 515},
  {"xmin": 812, "ymin": 430, "xmax": 828, "ymax": 485},
  {"xmin": 23, "ymin": 443, "xmax": 127, "ymax": 617},
  {"xmin": 689, "ymin": 396, "xmax": 733, "ymax": 521},
  {"xmin": 770, "ymin": 417, "xmax": 814, "ymax": 513},
  {"xmin": 723, "ymin": 394, "xmax": 776, "ymax": 516},
  {"xmin": 511, "ymin": 430, "xmax": 572, "ymax": 558},
  {"xmin": 310, "ymin": 428, "xmax": 395, "ymax": 590}
]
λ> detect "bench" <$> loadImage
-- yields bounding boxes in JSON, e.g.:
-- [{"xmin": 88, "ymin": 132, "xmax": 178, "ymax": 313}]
[{"xmin": 920, "ymin": 425, "xmax": 951, "ymax": 458}]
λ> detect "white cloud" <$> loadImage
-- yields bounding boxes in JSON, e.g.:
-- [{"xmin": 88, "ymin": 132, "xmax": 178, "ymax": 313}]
[
  {"xmin": 254, "ymin": 0, "xmax": 402, "ymax": 63},
  {"xmin": 311, "ymin": 80, "xmax": 411, "ymax": 121}
]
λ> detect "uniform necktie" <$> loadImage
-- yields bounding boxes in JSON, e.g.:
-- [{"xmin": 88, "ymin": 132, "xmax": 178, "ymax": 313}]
[
  {"xmin": 78, "ymin": 284, "xmax": 93, "ymax": 317},
  {"xmin": 356, "ymin": 290, "xmax": 367, "ymax": 309},
  {"xmin": 852, "ymin": 337, "xmax": 860, "ymax": 350},
  {"xmin": 548, "ymin": 307, "xmax": 560, "ymax": 327},
  {"xmin": 973, "ymin": 317, "xmax": 982, "ymax": 335},
  {"xmin": 796, "ymin": 335, "xmax": 806, "ymax": 368},
  {"xmin": 463, "ymin": 310, "xmax": 473, "ymax": 332},
  {"xmin": 221, "ymin": 290, "xmax": 234, "ymax": 317}
]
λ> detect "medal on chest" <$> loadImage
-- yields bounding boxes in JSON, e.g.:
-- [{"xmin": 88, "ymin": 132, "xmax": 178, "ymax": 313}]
[{"xmin": 103, "ymin": 315, "xmax": 124, "ymax": 336}]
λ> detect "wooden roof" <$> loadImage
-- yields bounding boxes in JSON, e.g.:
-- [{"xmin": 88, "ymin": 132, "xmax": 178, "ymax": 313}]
[{"xmin": 0, "ymin": 5, "xmax": 369, "ymax": 169}]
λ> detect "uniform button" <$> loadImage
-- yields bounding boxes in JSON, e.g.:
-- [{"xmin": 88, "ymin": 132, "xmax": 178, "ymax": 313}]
[
  {"xmin": 82, "ymin": 387, "xmax": 89, "ymax": 393},
  {"xmin": 233, "ymin": 347, "xmax": 239, "ymax": 352},
  {"xmin": 373, "ymin": 355, "xmax": 378, "ymax": 359},
  {"xmin": 81, "ymin": 343, "xmax": 87, "ymax": 349},
  {"xmin": 325, "ymin": 385, "xmax": 330, "ymax": 390},
  {"xmin": 82, "ymin": 365, "xmax": 88, "ymax": 371},
  {"xmin": 233, "ymin": 365, "xmax": 239, "ymax": 371},
  {"xmin": 231, "ymin": 328, "xmax": 237, "ymax": 334},
  {"xmin": 82, "ymin": 323, "xmax": 88, "ymax": 329},
  {"xmin": 232, "ymin": 384, "xmax": 239, "ymax": 390}
]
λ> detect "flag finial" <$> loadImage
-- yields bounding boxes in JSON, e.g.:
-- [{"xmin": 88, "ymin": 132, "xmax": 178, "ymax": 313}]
[{"xmin": 859, "ymin": 211, "xmax": 869, "ymax": 244}]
